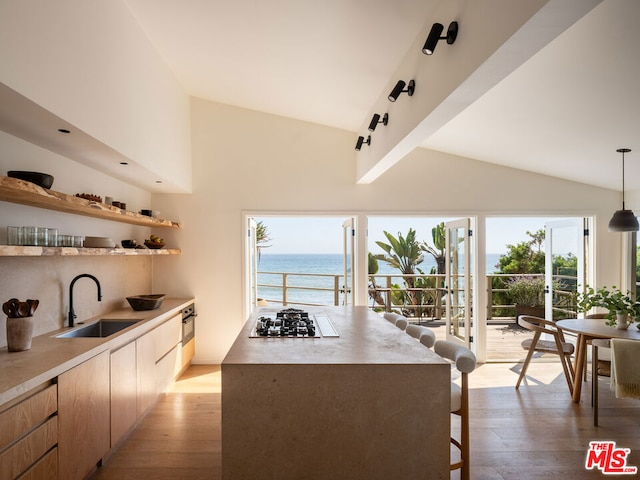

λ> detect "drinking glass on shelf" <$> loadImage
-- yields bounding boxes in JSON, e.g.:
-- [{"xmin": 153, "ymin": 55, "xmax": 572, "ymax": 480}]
[
  {"xmin": 58, "ymin": 235, "xmax": 73, "ymax": 247},
  {"xmin": 46, "ymin": 228, "xmax": 58, "ymax": 247},
  {"xmin": 7, "ymin": 226, "xmax": 22, "ymax": 245},
  {"xmin": 22, "ymin": 227, "xmax": 47, "ymax": 246},
  {"xmin": 73, "ymin": 236, "xmax": 84, "ymax": 248}
]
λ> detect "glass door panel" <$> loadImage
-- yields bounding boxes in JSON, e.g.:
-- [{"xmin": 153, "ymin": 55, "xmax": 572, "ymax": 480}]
[
  {"xmin": 445, "ymin": 218, "xmax": 471, "ymax": 347},
  {"xmin": 545, "ymin": 219, "xmax": 585, "ymax": 319},
  {"xmin": 342, "ymin": 218, "xmax": 355, "ymax": 306},
  {"xmin": 247, "ymin": 218, "xmax": 258, "ymax": 311}
]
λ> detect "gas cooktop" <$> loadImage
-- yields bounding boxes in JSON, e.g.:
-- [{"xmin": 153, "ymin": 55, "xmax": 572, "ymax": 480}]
[{"xmin": 250, "ymin": 308, "xmax": 339, "ymax": 338}]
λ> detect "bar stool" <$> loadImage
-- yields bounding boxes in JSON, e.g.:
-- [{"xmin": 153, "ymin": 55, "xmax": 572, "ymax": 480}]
[
  {"xmin": 405, "ymin": 324, "xmax": 436, "ymax": 348},
  {"xmin": 434, "ymin": 340, "xmax": 477, "ymax": 480},
  {"xmin": 383, "ymin": 312, "xmax": 408, "ymax": 330}
]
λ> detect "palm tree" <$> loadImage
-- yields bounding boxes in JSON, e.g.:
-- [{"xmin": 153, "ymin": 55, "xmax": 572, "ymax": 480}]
[
  {"xmin": 255, "ymin": 221, "xmax": 271, "ymax": 262},
  {"xmin": 375, "ymin": 229, "xmax": 425, "ymax": 310},
  {"xmin": 421, "ymin": 222, "xmax": 447, "ymax": 319},
  {"xmin": 368, "ymin": 252, "xmax": 385, "ymax": 307},
  {"xmin": 420, "ymin": 222, "xmax": 446, "ymax": 274}
]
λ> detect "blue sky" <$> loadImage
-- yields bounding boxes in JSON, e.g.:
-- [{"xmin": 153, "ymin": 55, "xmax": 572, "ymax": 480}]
[{"xmin": 254, "ymin": 216, "xmax": 559, "ymax": 255}]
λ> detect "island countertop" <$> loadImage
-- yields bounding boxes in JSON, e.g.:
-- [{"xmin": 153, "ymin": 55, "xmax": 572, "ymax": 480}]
[
  {"xmin": 223, "ymin": 305, "xmax": 449, "ymax": 365},
  {"xmin": 222, "ymin": 306, "xmax": 451, "ymax": 480}
]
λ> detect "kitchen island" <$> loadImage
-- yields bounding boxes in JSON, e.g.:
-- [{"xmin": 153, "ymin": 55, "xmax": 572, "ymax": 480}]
[{"xmin": 222, "ymin": 306, "xmax": 451, "ymax": 479}]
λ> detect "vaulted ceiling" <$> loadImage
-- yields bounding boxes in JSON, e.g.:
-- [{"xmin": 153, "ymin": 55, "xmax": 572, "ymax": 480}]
[{"xmin": 125, "ymin": 0, "xmax": 640, "ymax": 191}]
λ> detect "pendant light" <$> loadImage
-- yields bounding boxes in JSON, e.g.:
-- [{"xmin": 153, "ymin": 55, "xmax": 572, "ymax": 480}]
[{"xmin": 608, "ymin": 148, "xmax": 639, "ymax": 232}]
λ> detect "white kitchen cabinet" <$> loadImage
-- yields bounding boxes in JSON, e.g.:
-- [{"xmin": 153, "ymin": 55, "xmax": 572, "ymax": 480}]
[{"xmin": 58, "ymin": 350, "xmax": 110, "ymax": 480}]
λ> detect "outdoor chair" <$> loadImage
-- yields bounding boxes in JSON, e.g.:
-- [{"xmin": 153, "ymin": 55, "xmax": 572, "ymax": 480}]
[
  {"xmin": 405, "ymin": 324, "xmax": 436, "ymax": 348},
  {"xmin": 434, "ymin": 340, "xmax": 477, "ymax": 480},
  {"xmin": 515, "ymin": 315, "xmax": 575, "ymax": 394}
]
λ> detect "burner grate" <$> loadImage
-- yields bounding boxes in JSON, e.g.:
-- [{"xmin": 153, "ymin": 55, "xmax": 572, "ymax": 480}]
[{"xmin": 254, "ymin": 308, "xmax": 316, "ymax": 337}]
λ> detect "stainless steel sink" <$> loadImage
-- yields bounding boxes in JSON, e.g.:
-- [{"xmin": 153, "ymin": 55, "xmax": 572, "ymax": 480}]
[{"xmin": 56, "ymin": 319, "xmax": 142, "ymax": 338}]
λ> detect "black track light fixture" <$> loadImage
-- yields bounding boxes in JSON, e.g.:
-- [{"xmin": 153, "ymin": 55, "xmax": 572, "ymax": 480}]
[
  {"xmin": 368, "ymin": 113, "xmax": 389, "ymax": 132},
  {"xmin": 422, "ymin": 21, "xmax": 458, "ymax": 55},
  {"xmin": 355, "ymin": 135, "xmax": 371, "ymax": 151},
  {"xmin": 608, "ymin": 148, "xmax": 639, "ymax": 232},
  {"xmin": 388, "ymin": 80, "xmax": 415, "ymax": 102}
]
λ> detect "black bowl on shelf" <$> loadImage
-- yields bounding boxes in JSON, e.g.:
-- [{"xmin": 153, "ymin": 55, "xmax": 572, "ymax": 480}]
[
  {"xmin": 126, "ymin": 294, "xmax": 165, "ymax": 311},
  {"xmin": 121, "ymin": 239, "xmax": 138, "ymax": 249},
  {"xmin": 8, "ymin": 171, "xmax": 54, "ymax": 189}
]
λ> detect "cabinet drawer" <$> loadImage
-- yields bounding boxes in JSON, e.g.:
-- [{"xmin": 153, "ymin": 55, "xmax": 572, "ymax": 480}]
[
  {"xmin": 16, "ymin": 446, "xmax": 58, "ymax": 480},
  {"xmin": 154, "ymin": 314, "xmax": 182, "ymax": 361},
  {"xmin": 0, "ymin": 416, "xmax": 57, "ymax": 480},
  {"xmin": 0, "ymin": 383, "xmax": 57, "ymax": 451}
]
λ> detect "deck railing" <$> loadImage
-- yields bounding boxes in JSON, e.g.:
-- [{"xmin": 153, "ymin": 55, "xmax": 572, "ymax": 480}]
[
  {"xmin": 257, "ymin": 271, "xmax": 349, "ymax": 307},
  {"xmin": 257, "ymin": 271, "xmax": 579, "ymax": 320}
]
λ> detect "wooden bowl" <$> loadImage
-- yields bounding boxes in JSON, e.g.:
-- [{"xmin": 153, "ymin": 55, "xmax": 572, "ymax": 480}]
[
  {"xmin": 126, "ymin": 294, "xmax": 165, "ymax": 311},
  {"xmin": 144, "ymin": 240, "xmax": 166, "ymax": 249}
]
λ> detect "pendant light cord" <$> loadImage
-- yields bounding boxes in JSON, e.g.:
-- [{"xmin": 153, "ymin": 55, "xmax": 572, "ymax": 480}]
[{"xmin": 622, "ymin": 149, "xmax": 626, "ymax": 210}]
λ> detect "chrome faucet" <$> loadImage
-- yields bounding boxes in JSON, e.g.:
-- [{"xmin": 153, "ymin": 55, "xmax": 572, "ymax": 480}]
[{"xmin": 68, "ymin": 274, "xmax": 102, "ymax": 327}]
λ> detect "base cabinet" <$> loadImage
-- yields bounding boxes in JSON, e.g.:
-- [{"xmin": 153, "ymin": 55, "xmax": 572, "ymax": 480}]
[
  {"xmin": 58, "ymin": 351, "xmax": 110, "ymax": 480},
  {"xmin": 137, "ymin": 313, "xmax": 182, "ymax": 418},
  {"xmin": 17, "ymin": 447, "xmax": 58, "ymax": 480},
  {"xmin": 155, "ymin": 314, "xmax": 182, "ymax": 393},
  {"xmin": 136, "ymin": 332, "xmax": 157, "ymax": 418},
  {"xmin": 0, "ymin": 383, "xmax": 58, "ymax": 480},
  {"xmin": 0, "ymin": 303, "xmax": 194, "ymax": 480},
  {"xmin": 110, "ymin": 342, "xmax": 138, "ymax": 447}
]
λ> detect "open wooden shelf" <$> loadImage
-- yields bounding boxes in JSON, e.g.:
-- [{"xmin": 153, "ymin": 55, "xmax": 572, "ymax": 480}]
[
  {"xmin": 0, "ymin": 176, "xmax": 181, "ymax": 228},
  {"xmin": 0, "ymin": 245, "xmax": 181, "ymax": 257}
]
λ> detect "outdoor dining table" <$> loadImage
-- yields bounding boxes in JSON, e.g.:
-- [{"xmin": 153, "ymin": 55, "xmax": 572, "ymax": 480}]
[{"xmin": 556, "ymin": 318, "xmax": 640, "ymax": 403}]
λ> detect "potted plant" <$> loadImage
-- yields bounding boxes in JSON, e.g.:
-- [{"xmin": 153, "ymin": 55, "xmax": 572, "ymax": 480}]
[
  {"xmin": 506, "ymin": 275, "xmax": 546, "ymax": 318},
  {"xmin": 575, "ymin": 285, "xmax": 640, "ymax": 329}
]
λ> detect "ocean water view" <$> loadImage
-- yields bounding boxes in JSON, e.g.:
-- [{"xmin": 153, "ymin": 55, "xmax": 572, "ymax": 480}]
[{"xmin": 257, "ymin": 253, "xmax": 502, "ymax": 306}]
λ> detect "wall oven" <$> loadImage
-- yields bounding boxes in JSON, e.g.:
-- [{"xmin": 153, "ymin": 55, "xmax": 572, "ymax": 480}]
[{"xmin": 182, "ymin": 303, "xmax": 196, "ymax": 345}]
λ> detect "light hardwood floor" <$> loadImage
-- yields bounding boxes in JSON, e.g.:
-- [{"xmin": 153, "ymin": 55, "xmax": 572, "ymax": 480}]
[
  {"xmin": 91, "ymin": 365, "xmax": 221, "ymax": 480},
  {"xmin": 92, "ymin": 362, "xmax": 640, "ymax": 479}
]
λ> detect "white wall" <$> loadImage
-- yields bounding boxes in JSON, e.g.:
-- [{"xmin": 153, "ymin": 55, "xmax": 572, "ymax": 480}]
[
  {"xmin": 152, "ymin": 98, "xmax": 623, "ymax": 364},
  {"xmin": 0, "ymin": 0, "xmax": 191, "ymax": 192}
]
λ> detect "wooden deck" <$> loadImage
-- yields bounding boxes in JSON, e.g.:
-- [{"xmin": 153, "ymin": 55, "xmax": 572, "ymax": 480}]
[{"xmin": 420, "ymin": 320, "xmax": 543, "ymax": 362}]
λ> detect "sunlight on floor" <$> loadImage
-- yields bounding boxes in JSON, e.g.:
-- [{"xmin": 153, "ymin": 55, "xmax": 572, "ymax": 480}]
[
  {"xmin": 470, "ymin": 362, "xmax": 568, "ymax": 389},
  {"xmin": 168, "ymin": 365, "xmax": 221, "ymax": 394}
]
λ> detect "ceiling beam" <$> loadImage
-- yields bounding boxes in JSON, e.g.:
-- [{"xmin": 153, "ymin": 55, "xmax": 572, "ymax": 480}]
[{"xmin": 355, "ymin": 0, "xmax": 603, "ymax": 184}]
